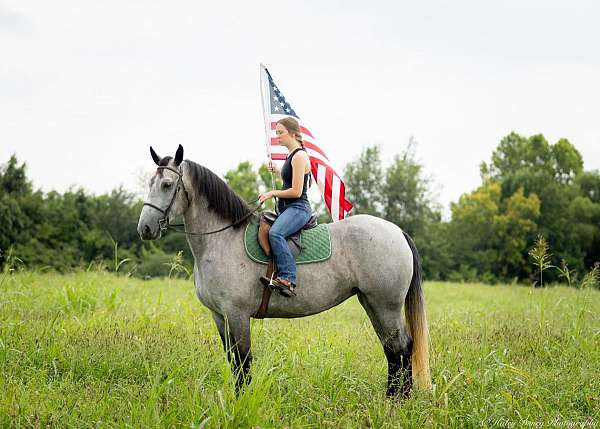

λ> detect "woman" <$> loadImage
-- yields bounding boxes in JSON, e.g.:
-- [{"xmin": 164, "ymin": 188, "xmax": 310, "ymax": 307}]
[{"xmin": 258, "ymin": 117, "xmax": 313, "ymax": 297}]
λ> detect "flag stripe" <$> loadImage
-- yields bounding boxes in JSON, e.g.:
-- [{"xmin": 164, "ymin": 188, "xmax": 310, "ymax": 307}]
[
  {"xmin": 331, "ymin": 173, "xmax": 340, "ymax": 221},
  {"xmin": 315, "ymin": 160, "xmax": 327, "ymax": 194},
  {"xmin": 324, "ymin": 166, "xmax": 334, "ymax": 214}
]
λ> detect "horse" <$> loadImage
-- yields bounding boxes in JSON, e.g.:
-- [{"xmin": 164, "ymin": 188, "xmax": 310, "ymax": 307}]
[{"xmin": 137, "ymin": 145, "xmax": 432, "ymax": 397}]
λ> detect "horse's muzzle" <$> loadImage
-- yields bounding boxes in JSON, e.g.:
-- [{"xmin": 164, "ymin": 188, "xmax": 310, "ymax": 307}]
[{"xmin": 138, "ymin": 222, "xmax": 160, "ymax": 241}]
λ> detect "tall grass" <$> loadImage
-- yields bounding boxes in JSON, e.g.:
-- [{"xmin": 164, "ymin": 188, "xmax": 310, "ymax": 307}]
[
  {"xmin": 528, "ymin": 235, "xmax": 552, "ymax": 288},
  {"xmin": 1, "ymin": 273, "xmax": 599, "ymax": 427}
]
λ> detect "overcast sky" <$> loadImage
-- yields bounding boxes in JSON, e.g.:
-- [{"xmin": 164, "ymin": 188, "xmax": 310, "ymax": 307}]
[{"xmin": 2, "ymin": 0, "xmax": 599, "ymax": 215}]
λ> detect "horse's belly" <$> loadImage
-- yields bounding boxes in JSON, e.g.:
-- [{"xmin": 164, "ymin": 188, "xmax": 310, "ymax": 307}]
[{"xmin": 262, "ymin": 280, "xmax": 357, "ymax": 318}]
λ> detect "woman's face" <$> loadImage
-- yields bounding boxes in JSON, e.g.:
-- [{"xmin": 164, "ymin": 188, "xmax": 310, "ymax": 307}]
[{"xmin": 275, "ymin": 123, "xmax": 293, "ymax": 146}]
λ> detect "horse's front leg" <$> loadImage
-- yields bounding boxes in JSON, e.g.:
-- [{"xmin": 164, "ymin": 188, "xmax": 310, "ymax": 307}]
[
  {"xmin": 211, "ymin": 311, "xmax": 233, "ymax": 366},
  {"xmin": 211, "ymin": 311, "xmax": 253, "ymax": 392}
]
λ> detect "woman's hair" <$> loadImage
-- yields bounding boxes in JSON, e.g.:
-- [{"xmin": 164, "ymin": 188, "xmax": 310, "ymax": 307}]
[
  {"xmin": 277, "ymin": 117, "xmax": 304, "ymax": 149},
  {"xmin": 276, "ymin": 117, "xmax": 312, "ymax": 188}
]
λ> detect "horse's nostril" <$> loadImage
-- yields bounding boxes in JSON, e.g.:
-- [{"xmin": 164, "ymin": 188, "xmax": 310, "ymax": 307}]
[{"xmin": 143, "ymin": 225, "xmax": 151, "ymax": 235}]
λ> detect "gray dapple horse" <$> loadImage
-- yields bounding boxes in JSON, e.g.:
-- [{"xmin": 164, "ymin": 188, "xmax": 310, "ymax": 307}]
[{"xmin": 137, "ymin": 145, "xmax": 431, "ymax": 397}]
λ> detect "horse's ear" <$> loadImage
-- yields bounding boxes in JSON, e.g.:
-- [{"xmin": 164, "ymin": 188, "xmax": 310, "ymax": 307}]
[
  {"xmin": 150, "ymin": 146, "xmax": 161, "ymax": 166},
  {"xmin": 174, "ymin": 144, "xmax": 184, "ymax": 166}
]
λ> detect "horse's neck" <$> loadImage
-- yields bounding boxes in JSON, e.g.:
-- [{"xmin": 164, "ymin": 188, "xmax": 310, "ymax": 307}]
[{"xmin": 182, "ymin": 196, "xmax": 238, "ymax": 261}]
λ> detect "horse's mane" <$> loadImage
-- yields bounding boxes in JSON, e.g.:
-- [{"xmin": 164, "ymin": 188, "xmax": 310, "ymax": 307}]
[{"xmin": 183, "ymin": 159, "xmax": 254, "ymax": 228}]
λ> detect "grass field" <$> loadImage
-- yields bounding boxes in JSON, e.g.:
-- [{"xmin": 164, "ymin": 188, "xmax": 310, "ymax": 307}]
[{"xmin": 1, "ymin": 272, "xmax": 599, "ymax": 428}]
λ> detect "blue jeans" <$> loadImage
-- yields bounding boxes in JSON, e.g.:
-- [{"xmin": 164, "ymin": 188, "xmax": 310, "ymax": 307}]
[{"xmin": 269, "ymin": 201, "xmax": 312, "ymax": 284}]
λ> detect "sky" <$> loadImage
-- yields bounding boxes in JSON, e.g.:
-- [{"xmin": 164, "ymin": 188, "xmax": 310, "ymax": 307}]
[{"xmin": 2, "ymin": 0, "xmax": 599, "ymax": 216}]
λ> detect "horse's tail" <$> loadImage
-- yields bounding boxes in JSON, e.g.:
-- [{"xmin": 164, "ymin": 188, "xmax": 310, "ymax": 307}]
[{"xmin": 402, "ymin": 231, "xmax": 432, "ymax": 390}]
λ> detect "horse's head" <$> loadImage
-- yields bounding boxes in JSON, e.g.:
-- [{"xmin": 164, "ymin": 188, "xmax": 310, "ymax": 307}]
[{"xmin": 137, "ymin": 144, "xmax": 188, "ymax": 240}]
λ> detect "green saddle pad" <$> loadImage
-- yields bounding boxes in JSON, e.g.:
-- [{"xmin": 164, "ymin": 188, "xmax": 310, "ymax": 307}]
[{"xmin": 244, "ymin": 221, "xmax": 332, "ymax": 265}]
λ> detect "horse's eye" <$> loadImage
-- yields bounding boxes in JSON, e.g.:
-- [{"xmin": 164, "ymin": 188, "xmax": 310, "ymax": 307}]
[{"xmin": 163, "ymin": 182, "xmax": 172, "ymax": 189}]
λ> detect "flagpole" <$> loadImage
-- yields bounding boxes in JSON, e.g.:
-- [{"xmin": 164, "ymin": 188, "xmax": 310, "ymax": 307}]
[{"xmin": 260, "ymin": 63, "xmax": 277, "ymax": 209}]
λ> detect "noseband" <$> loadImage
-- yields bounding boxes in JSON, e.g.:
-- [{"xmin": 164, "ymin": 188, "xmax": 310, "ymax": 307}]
[{"xmin": 143, "ymin": 165, "xmax": 186, "ymax": 232}]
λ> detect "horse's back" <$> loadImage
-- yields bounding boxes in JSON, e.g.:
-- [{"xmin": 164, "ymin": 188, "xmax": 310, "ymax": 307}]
[
  {"xmin": 329, "ymin": 214, "xmax": 412, "ymax": 258},
  {"xmin": 327, "ymin": 214, "xmax": 414, "ymax": 296}
]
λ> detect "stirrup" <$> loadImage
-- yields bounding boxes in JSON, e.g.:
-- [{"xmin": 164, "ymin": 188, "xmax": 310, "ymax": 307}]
[{"xmin": 259, "ymin": 272, "xmax": 276, "ymax": 289}]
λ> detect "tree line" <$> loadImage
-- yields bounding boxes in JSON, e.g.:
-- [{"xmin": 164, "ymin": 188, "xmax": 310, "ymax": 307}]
[
  {"xmin": 1, "ymin": 131, "xmax": 599, "ymax": 284},
  {"xmin": 344, "ymin": 133, "xmax": 599, "ymax": 284}
]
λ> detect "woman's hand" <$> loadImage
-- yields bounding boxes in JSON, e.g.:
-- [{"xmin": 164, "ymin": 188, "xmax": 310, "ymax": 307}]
[
  {"xmin": 266, "ymin": 161, "xmax": 281, "ymax": 175},
  {"xmin": 258, "ymin": 190, "xmax": 275, "ymax": 204}
]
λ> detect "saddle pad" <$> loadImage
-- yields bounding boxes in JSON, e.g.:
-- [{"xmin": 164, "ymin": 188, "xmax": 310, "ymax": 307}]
[{"xmin": 244, "ymin": 222, "xmax": 332, "ymax": 265}]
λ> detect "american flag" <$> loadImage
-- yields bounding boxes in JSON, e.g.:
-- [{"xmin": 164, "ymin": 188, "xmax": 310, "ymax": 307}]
[{"xmin": 260, "ymin": 65, "xmax": 353, "ymax": 221}]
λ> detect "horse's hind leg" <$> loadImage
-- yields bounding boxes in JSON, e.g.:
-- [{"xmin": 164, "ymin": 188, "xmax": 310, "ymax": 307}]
[{"xmin": 357, "ymin": 292, "xmax": 412, "ymax": 398}]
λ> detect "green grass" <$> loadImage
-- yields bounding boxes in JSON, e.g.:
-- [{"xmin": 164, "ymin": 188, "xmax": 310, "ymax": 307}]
[{"xmin": 1, "ymin": 272, "xmax": 599, "ymax": 428}]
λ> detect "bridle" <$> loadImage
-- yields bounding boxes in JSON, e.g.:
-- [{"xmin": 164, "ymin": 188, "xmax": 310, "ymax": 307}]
[
  {"xmin": 142, "ymin": 165, "xmax": 186, "ymax": 232},
  {"xmin": 142, "ymin": 163, "xmax": 263, "ymax": 236}
]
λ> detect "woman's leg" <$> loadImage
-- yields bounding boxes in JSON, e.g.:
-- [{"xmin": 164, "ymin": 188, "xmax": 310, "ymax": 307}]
[{"xmin": 268, "ymin": 205, "xmax": 311, "ymax": 284}]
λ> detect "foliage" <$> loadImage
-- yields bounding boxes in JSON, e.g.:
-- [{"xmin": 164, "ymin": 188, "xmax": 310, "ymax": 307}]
[
  {"xmin": 383, "ymin": 141, "xmax": 435, "ymax": 236},
  {"xmin": 0, "ymin": 156, "xmax": 187, "ymax": 277},
  {"xmin": 164, "ymin": 250, "xmax": 191, "ymax": 279},
  {"xmin": 2, "ymin": 130, "xmax": 599, "ymax": 284},
  {"xmin": 580, "ymin": 262, "xmax": 600, "ymax": 290},
  {"xmin": 555, "ymin": 259, "xmax": 575, "ymax": 288},
  {"xmin": 224, "ymin": 161, "xmax": 260, "ymax": 203},
  {"xmin": 447, "ymin": 133, "xmax": 599, "ymax": 283},
  {"xmin": 344, "ymin": 145, "xmax": 385, "ymax": 217},
  {"xmin": 134, "ymin": 248, "xmax": 178, "ymax": 279},
  {"xmin": 481, "ymin": 133, "xmax": 597, "ymax": 279},
  {"xmin": 448, "ymin": 181, "xmax": 541, "ymax": 281},
  {"xmin": 109, "ymin": 236, "xmax": 133, "ymax": 274}
]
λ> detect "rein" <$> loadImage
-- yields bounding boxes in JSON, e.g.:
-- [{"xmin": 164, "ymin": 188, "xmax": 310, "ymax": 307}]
[
  {"xmin": 167, "ymin": 199, "xmax": 262, "ymax": 236},
  {"xmin": 143, "ymin": 164, "xmax": 263, "ymax": 236}
]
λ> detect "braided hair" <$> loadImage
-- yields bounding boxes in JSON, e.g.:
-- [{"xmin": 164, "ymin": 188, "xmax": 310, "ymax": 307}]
[{"xmin": 276, "ymin": 117, "xmax": 312, "ymax": 187}]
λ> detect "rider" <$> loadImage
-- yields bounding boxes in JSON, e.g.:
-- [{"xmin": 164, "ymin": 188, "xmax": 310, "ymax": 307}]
[{"xmin": 258, "ymin": 117, "xmax": 313, "ymax": 297}]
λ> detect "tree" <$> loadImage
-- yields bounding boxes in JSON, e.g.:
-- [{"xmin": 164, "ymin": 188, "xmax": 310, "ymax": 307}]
[
  {"xmin": 343, "ymin": 146, "xmax": 385, "ymax": 217},
  {"xmin": 448, "ymin": 180, "xmax": 540, "ymax": 281},
  {"xmin": 0, "ymin": 155, "xmax": 32, "ymax": 196},
  {"xmin": 384, "ymin": 142, "xmax": 434, "ymax": 237},
  {"xmin": 0, "ymin": 156, "xmax": 37, "ymax": 267},
  {"xmin": 575, "ymin": 171, "xmax": 600, "ymax": 267},
  {"xmin": 480, "ymin": 132, "xmax": 594, "ymax": 279},
  {"xmin": 224, "ymin": 161, "xmax": 260, "ymax": 202},
  {"xmin": 257, "ymin": 163, "xmax": 282, "ymax": 212}
]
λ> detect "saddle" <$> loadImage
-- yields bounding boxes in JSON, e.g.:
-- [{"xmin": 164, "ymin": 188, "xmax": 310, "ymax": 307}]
[
  {"xmin": 257, "ymin": 210, "xmax": 319, "ymax": 258},
  {"xmin": 255, "ymin": 210, "xmax": 318, "ymax": 318}
]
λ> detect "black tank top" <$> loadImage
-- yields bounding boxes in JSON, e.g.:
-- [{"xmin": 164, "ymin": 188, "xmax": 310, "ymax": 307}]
[{"xmin": 278, "ymin": 147, "xmax": 310, "ymax": 211}]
